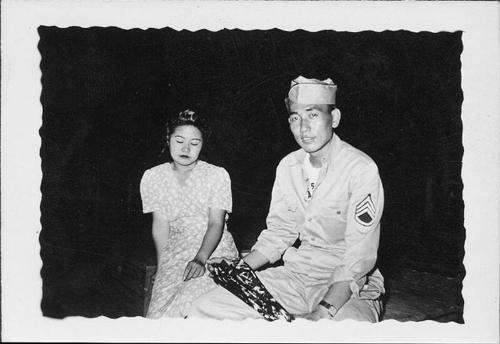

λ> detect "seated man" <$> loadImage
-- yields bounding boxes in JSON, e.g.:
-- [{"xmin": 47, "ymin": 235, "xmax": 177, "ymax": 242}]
[{"xmin": 188, "ymin": 75, "xmax": 385, "ymax": 322}]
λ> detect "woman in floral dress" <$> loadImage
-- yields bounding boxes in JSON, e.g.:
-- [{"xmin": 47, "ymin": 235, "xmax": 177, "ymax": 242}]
[{"xmin": 140, "ymin": 109, "xmax": 238, "ymax": 318}]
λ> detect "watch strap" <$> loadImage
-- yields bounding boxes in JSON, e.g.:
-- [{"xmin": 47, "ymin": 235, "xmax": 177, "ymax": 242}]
[{"xmin": 319, "ymin": 300, "xmax": 338, "ymax": 318}]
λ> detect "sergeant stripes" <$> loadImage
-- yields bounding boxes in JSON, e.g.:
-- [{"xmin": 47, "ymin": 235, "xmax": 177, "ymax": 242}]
[{"xmin": 355, "ymin": 194, "xmax": 376, "ymax": 226}]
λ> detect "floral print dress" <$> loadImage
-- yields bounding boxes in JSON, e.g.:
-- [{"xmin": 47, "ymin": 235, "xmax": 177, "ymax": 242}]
[{"xmin": 140, "ymin": 160, "xmax": 238, "ymax": 318}]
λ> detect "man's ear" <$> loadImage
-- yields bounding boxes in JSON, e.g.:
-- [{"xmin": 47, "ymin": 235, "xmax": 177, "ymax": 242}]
[{"xmin": 331, "ymin": 108, "xmax": 341, "ymax": 128}]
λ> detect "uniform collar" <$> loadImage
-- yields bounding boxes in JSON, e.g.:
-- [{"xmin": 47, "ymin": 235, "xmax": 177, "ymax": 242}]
[{"xmin": 289, "ymin": 133, "xmax": 342, "ymax": 168}]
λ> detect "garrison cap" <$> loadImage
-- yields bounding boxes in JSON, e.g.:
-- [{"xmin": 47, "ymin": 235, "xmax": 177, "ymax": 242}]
[{"xmin": 286, "ymin": 75, "xmax": 337, "ymax": 105}]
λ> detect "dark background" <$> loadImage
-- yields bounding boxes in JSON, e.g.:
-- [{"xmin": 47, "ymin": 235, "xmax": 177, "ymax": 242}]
[{"xmin": 39, "ymin": 27, "xmax": 464, "ymax": 318}]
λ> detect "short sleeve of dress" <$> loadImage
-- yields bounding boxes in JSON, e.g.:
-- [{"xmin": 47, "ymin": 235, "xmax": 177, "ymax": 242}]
[
  {"xmin": 140, "ymin": 168, "xmax": 160, "ymax": 214},
  {"xmin": 208, "ymin": 167, "xmax": 232, "ymax": 213}
]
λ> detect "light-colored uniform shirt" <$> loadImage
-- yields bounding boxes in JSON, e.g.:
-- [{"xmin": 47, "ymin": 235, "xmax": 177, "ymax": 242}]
[
  {"xmin": 303, "ymin": 153, "xmax": 321, "ymax": 201},
  {"xmin": 252, "ymin": 133, "xmax": 385, "ymax": 314}
]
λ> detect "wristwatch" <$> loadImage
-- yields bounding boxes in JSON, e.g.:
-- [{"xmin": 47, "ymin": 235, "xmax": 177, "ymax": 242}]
[{"xmin": 319, "ymin": 300, "xmax": 338, "ymax": 319}]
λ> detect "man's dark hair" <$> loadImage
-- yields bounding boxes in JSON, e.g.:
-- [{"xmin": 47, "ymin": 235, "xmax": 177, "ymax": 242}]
[{"xmin": 284, "ymin": 99, "xmax": 337, "ymax": 115}]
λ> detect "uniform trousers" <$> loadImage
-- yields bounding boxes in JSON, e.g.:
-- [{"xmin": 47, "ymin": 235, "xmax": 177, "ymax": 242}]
[{"xmin": 188, "ymin": 284, "xmax": 382, "ymax": 322}]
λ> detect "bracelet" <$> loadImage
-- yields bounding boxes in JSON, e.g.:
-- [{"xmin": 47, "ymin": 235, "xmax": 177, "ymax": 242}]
[{"xmin": 319, "ymin": 300, "xmax": 338, "ymax": 319}]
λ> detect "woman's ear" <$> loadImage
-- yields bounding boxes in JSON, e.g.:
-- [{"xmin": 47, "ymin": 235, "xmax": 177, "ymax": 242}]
[{"xmin": 331, "ymin": 108, "xmax": 341, "ymax": 129}]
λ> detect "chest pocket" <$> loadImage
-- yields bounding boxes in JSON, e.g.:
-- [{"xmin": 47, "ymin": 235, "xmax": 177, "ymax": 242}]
[
  {"xmin": 324, "ymin": 199, "xmax": 348, "ymax": 221},
  {"xmin": 317, "ymin": 199, "xmax": 348, "ymax": 244},
  {"xmin": 327, "ymin": 200, "xmax": 349, "ymax": 222},
  {"xmin": 284, "ymin": 194, "xmax": 298, "ymax": 213},
  {"xmin": 268, "ymin": 193, "xmax": 300, "ymax": 228}
]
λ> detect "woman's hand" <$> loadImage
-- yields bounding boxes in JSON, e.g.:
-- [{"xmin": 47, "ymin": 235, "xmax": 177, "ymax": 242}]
[{"xmin": 183, "ymin": 258, "xmax": 206, "ymax": 281}]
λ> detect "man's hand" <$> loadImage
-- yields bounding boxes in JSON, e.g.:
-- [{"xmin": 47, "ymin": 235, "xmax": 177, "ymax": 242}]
[
  {"xmin": 303, "ymin": 304, "xmax": 331, "ymax": 321},
  {"xmin": 206, "ymin": 256, "xmax": 233, "ymax": 274},
  {"xmin": 183, "ymin": 259, "xmax": 206, "ymax": 281}
]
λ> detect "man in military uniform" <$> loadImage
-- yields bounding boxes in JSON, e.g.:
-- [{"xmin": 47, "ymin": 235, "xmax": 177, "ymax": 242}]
[{"xmin": 188, "ymin": 76, "xmax": 385, "ymax": 322}]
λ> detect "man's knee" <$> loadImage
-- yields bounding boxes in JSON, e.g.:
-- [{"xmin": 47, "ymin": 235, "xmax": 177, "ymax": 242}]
[
  {"xmin": 188, "ymin": 292, "xmax": 215, "ymax": 319},
  {"xmin": 334, "ymin": 298, "xmax": 381, "ymax": 323},
  {"xmin": 188, "ymin": 286, "xmax": 262, "ymax": 320},
  {"xmin": 188, "ymin": 286, "xmax": 241, "ymax": 319}
]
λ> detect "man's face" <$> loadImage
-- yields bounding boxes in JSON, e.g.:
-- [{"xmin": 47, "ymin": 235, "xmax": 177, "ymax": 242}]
[{"xmin": 288, "ymin": 102, "xmax": 335, "ymax": 157}]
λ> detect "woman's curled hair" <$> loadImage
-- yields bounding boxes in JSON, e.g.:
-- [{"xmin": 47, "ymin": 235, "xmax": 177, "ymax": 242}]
[{"xmin": 160, "ymin": 109, "xmax": 211, "ymax": 158}]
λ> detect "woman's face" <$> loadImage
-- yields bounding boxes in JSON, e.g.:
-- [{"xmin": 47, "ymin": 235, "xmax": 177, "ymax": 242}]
[{"xmin": 169, "ymin": 125, "xmax": 203, "ymax": 167}]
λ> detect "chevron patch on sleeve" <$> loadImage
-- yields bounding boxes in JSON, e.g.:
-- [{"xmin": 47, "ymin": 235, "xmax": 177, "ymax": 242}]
[{"xmin": 355, "ymin": 194, "xmax": 376, "ymax": 227}]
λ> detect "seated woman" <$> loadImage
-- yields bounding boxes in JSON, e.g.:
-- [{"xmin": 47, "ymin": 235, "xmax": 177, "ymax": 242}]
[{"xmin": 140, "ymin": 109, "xmax": 238, "ymax": 318}]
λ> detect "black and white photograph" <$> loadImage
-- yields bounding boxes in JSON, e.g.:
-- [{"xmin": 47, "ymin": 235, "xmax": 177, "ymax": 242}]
[{"xmin": 2, "ymin": 1, "xmax": 499, "ymax": 342}]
